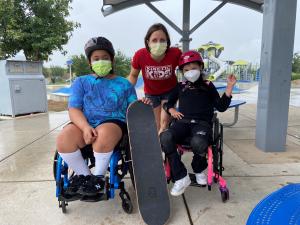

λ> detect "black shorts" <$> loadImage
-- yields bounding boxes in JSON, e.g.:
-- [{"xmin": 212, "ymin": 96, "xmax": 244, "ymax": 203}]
[
  {"xmin": 145, "ymin": 86, "xmax": 177, "ymax": 108},
  {"xmin": 97, "ymin": 119, "xmax": 128, "ymax": 135},
  {"xmin": 66, "ymin": 119, "xmax": 127, "ymax": 135}
]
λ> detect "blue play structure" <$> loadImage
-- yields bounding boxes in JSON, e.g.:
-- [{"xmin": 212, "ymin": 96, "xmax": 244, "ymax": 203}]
[
  {"xmin": 135, "ymin": 76, "xmax": 144, "ymax": 88},
  {"xmin": 52, "ymin": 87, "xmax": 71, "ymax": 95},
  {"xmin": 247, "ymin": 184, "xmax": 300, "ymax": 225},
  {"xmin": 216, "ymin": 86, "xmax": 244, "ymax": 94},
  {"xmin": 255, "ymin": 68, "xmax": 260, "ymax": 81}
]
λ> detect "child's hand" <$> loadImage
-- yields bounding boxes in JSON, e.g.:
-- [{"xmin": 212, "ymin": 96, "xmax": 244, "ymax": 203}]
[
  {"xmin": 139, "ymin": 97, "xmax": 152, "ymax": 105},
  {"xmin": 83, "ymin": 126, "xmax": 97, "ymax": 144},
  {"xmin": 227, "ymin": 74, "xmax": 237, "ymax": 87},
  {"xmin": 169, "ymin": 108, "xmax": 184, "ymax": 120}
]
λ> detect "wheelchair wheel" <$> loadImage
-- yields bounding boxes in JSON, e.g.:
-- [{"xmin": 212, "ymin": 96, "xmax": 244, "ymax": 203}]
[
  {"xmin": 213, "ymin": 176, "xmax": 218, "ymax": 183},
  {"xmin": 213, "ymin": 118, "xmax": 220, "ymax": 142},
  {"xmin": 119, "ymin": 188, "xmax": 133, "ymax": 214},
  {"xmin": 112, "ymin": 151, "xmax": 135, "ymax": 189},
  {"xmin": 122, "ymin": 198, "xmax": 133, "ymax": 214},
  {"xmin": 53, "ymin": 151, "xmax": 59, "ymax": 180},
  {"xmin": 53, "ymin": 150, "xmax": 75, "ymax": 181},
  {"xmin": 128, "ymin": 162, "xmax": 135, "ymax": 189},
  {"xmin": 59, "ymin": 200, "xmax": 68, "ymax": 213},
  {"xmin": 119, "ymin": 142, "xmax": 135, "ymax": 189},
  {"xmin": 220, "ymin": 188, "xmax": 229, "ymax": 203}
]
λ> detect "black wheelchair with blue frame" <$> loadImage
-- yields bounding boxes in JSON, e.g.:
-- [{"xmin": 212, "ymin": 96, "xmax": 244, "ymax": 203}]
[{"xmin": 53, "ymin": 134, "xmax": 135, "ymax": 214}]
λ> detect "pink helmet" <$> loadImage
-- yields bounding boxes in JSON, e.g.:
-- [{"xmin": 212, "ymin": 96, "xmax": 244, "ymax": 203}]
[{"xmin": 179, "ymin": 50, "xmax": 204, "ymax": 69}]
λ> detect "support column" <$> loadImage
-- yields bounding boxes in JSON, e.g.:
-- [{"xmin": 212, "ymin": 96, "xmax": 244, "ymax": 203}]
[
  {"xmin": 256, "ymin": 0, "xmax": 297, "ymax": 152},
  {"xmin": 181, "ymin": 0, "xmax": 191, "ymax": 52}
]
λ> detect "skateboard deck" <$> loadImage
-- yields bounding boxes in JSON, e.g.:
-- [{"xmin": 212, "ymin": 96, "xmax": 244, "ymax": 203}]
[{"xmin": 127, "ymin": 101, "xmax": 170, "ymax": 225}]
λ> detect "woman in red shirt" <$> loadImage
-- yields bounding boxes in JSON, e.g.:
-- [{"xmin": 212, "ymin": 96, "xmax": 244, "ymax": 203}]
[{"xmin": 128, "ymin": 23, "xmax": 182, "ymax": 133}]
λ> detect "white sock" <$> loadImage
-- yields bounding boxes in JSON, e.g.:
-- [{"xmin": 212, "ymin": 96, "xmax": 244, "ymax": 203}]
[
  {"xmin": 59, "ymin": 149, "xmax": 91, "ymax": 176},
  {"xmin": 93, "ymin": 151, "xmax": 113, "ymax": 176}
]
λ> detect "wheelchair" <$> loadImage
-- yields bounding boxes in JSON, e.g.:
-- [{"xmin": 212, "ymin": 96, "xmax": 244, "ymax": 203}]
[
  {"xmin": 164, "ymin": 113, "xmax": 229, "ymax": 202},
  {"xmin": 53, "ymin": 134, "xmax": 135, "ymax": 214}
]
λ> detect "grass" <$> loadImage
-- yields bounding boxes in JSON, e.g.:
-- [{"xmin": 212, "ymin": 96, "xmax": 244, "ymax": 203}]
[{"xmin": 292, "ymin": 72, "xmax": 300, "ymax": 80}]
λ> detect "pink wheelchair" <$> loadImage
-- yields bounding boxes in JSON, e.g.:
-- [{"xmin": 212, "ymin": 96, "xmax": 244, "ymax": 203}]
[{"xmin": 164, "ymin": 114, "xmax": 229, "ymax": 202}]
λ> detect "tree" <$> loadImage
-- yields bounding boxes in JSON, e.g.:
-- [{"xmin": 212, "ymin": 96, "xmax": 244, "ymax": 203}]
[
  {"xmin": 42, "ymin": 67, "xmax": 51, "ymax": 78},
  {"xmin": 71, "ymin": 50, "xmax": 132, "ymax": 77},
  {"xmin": 0, "ymin": 0, "xmax": 79, "ymax": 61},
  {"xmin": 43, "ymin": 66, "xmax": 66, "ymax": 83},
  {"xmin": 114, "ymin": 50, "xmax": 131, "ymax": 77},
  {"xmin": 292, "ymin": 52, "xmax": 300, "ymax": 73},
  {"xmin": 71, "ymin": 54, "xmax": 91, "ymax": 76}
]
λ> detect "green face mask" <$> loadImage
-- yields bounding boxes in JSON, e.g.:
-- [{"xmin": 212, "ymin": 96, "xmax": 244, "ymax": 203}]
[
  {"xmin": 149, "ymin": 42, "xmax": 167, "ymax": 57},
  {"xmin": 91, "ymin": 60, "xmax": 112, "ymax": 77}
]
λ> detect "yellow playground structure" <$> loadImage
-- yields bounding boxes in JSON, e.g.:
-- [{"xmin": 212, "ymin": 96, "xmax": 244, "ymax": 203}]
[{"xmin": 197, "ymin": 41, "xmax": 258, "ymax": 81}]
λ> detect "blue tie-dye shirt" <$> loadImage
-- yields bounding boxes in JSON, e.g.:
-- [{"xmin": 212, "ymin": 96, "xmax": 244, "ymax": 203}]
[{"xmin": 68, "ymin": 75, "xmax": 137, "ymax": 128}]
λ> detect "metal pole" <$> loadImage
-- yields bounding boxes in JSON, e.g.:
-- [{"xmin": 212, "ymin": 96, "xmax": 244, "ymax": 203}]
[
  {"xmin": 190, "ymin": 1, "xmax": 227, "ymax": 35},
  {"xmin": 181, "ymin": 0, "xmax": 191, "ymax": 52},
  {"xmin": 69, "ymin": 65, "xmax": 72, "ymax": 85},
  {"xmin": 145, "ymin": 2, "xmax": 183, "ymax": 36}
]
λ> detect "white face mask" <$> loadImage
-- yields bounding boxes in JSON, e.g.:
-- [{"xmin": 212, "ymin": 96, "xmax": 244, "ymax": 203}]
[{"xmin": 183, "ymin": 70, "xmax": 201, "ymax": 83}]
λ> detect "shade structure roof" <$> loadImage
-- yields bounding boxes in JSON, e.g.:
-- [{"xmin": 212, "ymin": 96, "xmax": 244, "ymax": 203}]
[{"xmin": 101, "ymin": 0, "xmax": 264, "ymax": 16}]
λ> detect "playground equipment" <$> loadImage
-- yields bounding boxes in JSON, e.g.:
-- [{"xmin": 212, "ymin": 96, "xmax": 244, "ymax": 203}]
[
  {"xmin": 197, "ymin": 42, "xmax": 257, "ymax": 82},
  {"xmin": 232, "ymin": 60, "xmax": 251, "ymax": 81},
  {"xmin": 208, "ymin": 55, "xmax": 228, "ymax": 81},
  {"xmin": 197, "ymin": 42, "xmax": 228, "ymax": 81}
]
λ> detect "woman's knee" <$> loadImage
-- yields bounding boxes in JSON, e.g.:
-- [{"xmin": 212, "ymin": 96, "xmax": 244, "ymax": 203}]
[
  {"xmin": 153, "ymin": 106, "xmax": 161, "ymax": 131},
  {"xmin": 160, "ymin": 105, "xmax": 170, "ymax": 131},
  {"xmin": 160, "ymin": 119, "xmax": 170, "ymax": 132}
]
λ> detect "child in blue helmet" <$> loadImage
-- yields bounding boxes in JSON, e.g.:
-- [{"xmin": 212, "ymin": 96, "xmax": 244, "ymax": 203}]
[{"xmin": 56, "ymin": 37, "xmax": 138, "ymax": 196}]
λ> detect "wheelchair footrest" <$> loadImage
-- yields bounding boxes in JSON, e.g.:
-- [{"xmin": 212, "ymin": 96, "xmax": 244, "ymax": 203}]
[
  {"xmin": 59, "ymin": 194, "xmax": 82, "ymax": 202},
  {"xmin": 188, "ymin": 173, "xmax": 206, "ymax": 188},
  {"xmin": 80, "ymin": 193, "xmax": 108, "ymax": 202}
]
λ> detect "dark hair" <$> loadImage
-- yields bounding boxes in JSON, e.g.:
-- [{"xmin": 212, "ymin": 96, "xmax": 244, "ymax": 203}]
[{"xmin": 144, "ymin": 23, "xmax": 171, "ymax": 52}]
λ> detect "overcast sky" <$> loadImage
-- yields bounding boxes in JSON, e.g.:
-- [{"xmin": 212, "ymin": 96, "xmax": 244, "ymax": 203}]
[{"xmin": 44, "ymin": 0, "xmax": 300, "ymax": 67}]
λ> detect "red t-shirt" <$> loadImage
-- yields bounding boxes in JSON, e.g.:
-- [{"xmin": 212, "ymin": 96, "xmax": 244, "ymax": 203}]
[{"xmin": 131, "ymin": 47, "xmax": 182, "ymax": 95}]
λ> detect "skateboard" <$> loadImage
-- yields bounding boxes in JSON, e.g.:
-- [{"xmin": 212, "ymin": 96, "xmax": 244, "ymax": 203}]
[{"xmin": 127, "ymin": 101, "xmax": 170, "ymax": 225}]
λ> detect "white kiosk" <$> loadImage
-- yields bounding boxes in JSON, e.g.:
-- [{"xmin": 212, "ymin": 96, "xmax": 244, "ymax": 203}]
[{"xmin": 0, "ymin": 60, "xmax": 48, "ymax": 117}]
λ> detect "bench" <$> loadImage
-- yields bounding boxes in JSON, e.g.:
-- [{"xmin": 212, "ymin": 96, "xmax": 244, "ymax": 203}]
[
  {"xmin": 214, "ymin": 84, "xmax": 246, "ymax": 127},
  {"xmin": 223, "ymin": 100, "xmax": 246, "ymax": 127}
]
